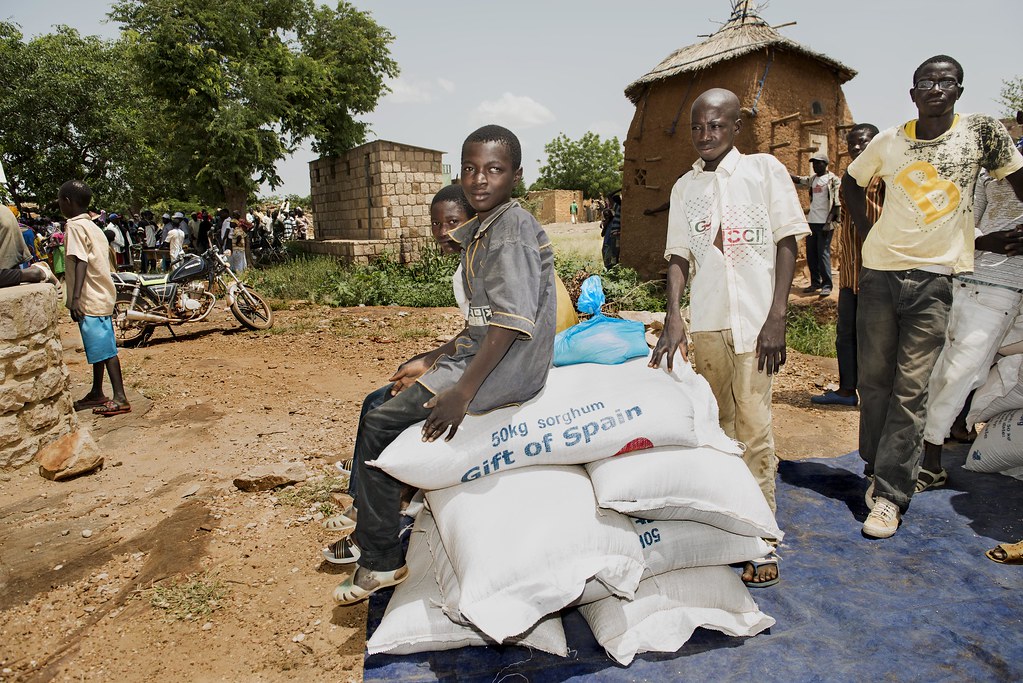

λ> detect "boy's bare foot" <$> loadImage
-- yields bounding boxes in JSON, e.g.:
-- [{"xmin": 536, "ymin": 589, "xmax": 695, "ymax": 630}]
[{"xmin": 742, "ymin": 561, "xmax": 778, "ymax": 585}]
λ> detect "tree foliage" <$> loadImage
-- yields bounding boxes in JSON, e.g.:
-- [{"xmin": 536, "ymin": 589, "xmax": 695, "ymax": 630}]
[
  {"xmin": 109, "ymin": 0, "xmax": 398, "ymax": 211},
  {"xmin": 0, "ymin": 22, "xmax": 182, "ymax": 211},
  {"xmin": 531, "ymin": 132, "xmax": 623, "ymax": 199},
  {"xmin": 999, "ymin": 76, "xmax": 1023, "ymax": 117}
]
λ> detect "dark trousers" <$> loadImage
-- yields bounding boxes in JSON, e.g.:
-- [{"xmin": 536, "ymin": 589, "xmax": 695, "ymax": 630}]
[
  {"xmin": 836, "ymin": 287, "xmax": 857, "ymax": 391},
  {"xmin": 352, "ymin": 382, "xmax": 433, "ymax": 571},
  {"xmin": 0, "ymin": 269, "xmax": 23, "ymax": 288},
  {"xmin": 856, "ymin": 268, "xmax": 952, "ymax": 511},
  {"xmin": 806, "ymin": 223, "xmax": 834, "ymax": 290},
  {"xmin": 346, "ymin": 384, "xmax": 392, "ymax": 498}
]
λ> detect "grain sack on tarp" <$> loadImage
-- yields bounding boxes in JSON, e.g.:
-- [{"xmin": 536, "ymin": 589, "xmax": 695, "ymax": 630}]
[
  {"xmin": 366, "ymin": 510, "xmax": 567, "ymax": 656},
  {"xmin": 425, "ymin": 465, "xmax": 644, "ymax": 643},
  {"xmin": 966, "ymin": 354, "xmax": 1023, "ymax": 426},
  {"xmin": 574, "ymin": 518, "xmax": 773, "ymax": 604},
  {"xmin": 371, "ymin": 354, "xmax": 739, "ymax": 490},
  {"xmin": 581, "ymin": 564, "xmax": 769, "ymax": 666},
  {"xmin": 963, "ymin": 408, "xmax": 1023, "ymax": 481},
  {"xmin": 586, "ymin": 445, "xmax": 783, "ymax": 540},
  {"xmin": 579, "ymin": 565, "xmax": 775, "ymax": 666}
]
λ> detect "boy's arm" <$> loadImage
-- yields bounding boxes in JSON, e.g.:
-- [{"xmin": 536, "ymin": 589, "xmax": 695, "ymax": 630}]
[
  {"xmin": 756, "ymin": 236, "xmax": 797, "ymax": 375},
  {"xmin": 389, "ymin": 329, "xmax": 467, "ymax": 395},
  {"xmin": 828, "ymin": 175, "xmax": 841, "ymax": 223},
  {"xmin": 842, "ymin": 173, "xmax": 872, "ymax": 239},
  {"xmin": 648, "ymin": 255, "xmax": 690, "ymax": 372},
  {"xmin": 66, "ymin": 255, "xmax": 88, "ymax": 322},
  {"xmin": 421, "ymin": 326, "xmax": 519, "ymax": 442}
]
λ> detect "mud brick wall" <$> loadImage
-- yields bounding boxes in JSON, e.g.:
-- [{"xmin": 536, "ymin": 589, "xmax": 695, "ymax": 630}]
[
  {"xmin": 307, "ymin": 140, "xmax": 444, "ymax": 263},
  {"xmin": 525, "ymin": 189, "xmax": 585, "ymax": 225},
  {"xmin": 0, "ymin": 284, "xmax": 77, "ymax": 470}
]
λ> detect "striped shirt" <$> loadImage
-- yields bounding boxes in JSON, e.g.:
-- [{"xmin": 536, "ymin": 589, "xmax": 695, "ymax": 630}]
[
  {"xmin": 960, "ymin": 171, "xmax": 1023, "ymax": 293},
  {"xmin": 837, "ymin": 175, "xmax": 885, "ymax": 293}
]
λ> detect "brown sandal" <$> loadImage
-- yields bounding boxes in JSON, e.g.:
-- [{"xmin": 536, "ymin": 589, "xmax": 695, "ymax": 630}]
[
  {"xmin": 986, "ymin": 540, "xmax": 1023, "ymax": 564},
  {"xmin": 93, "ymin": 400, "xmax": 131, "ymax": 417}
]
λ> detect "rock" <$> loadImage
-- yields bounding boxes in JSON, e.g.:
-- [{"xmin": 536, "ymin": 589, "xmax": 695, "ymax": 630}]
[
  {"xmin": 82, "ymin": 529, "xmax": 93, "ymax": 538},
  {"xmin": 202, "ymin": 622, "xmax": 213, "ymax": 631},
  {"xmin": 36, "ymin": 429, "xmax": 104, "ymax": 481},
  {"xmin": 233, "ymin": 462, "xmax": 312, "ymax": 492},
  {"xmin": 181, "ymin": 484, "xmax": 201, "ymax": 498},
  {"xmin": 331, "ymin": 492, "xmax": 354, "ymax": 510},
  {"xmin": 292, "ymin": 633, "xmax": 305, "ymax": 643},
  {"xmin": 618, "ymin": 310, "xmax": 667, "ymax": 328}
]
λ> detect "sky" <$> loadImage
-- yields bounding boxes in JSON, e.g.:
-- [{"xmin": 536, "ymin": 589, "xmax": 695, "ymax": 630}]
[{"xmin": 4, "ymin": 0, "xmax": 1020, "ymax": 199}]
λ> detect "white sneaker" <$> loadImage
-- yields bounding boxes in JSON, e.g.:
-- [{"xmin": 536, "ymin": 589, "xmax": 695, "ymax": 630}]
[{"xmin": 863, "ymin": 497, "xmax": 901, "ymax": 538}]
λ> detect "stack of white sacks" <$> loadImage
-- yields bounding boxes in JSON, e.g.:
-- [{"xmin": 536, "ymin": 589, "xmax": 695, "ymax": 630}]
[
  {"xmin": 963, "ymin": 347, "xmax": 1023, "ymax": 481},
  {"xmin": 365, "ymin": 354, "xmax": 781, "ymax": 666}
]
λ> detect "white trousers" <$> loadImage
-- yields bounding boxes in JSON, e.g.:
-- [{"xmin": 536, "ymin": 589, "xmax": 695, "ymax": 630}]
[{"xmin": 924, "ymin": 280, "xmax": 1023, "ymax": 443}]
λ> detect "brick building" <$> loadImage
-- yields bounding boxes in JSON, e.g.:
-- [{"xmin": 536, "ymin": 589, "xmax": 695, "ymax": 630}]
[
  {"xmin": 620, "ymin": 0, "xmax": 856, "ymax": 278},
  {"xmin": 302, "ymin": 140, "xmax": 445, "ymax": 264},
  {"xmin": 524, "ymin": 189, "xmax": 585, "ymax": 225}
]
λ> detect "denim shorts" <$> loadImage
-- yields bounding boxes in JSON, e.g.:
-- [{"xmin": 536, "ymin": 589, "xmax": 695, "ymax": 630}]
[{"xmin": 79, "ymin": 315, "xmax": 118, "ymax": 364}]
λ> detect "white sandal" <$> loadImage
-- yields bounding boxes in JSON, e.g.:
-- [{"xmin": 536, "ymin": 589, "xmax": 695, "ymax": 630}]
[
  {"xmin": 322, "ymin": 512, "xmax": 356, "ymax": 532},
  {"xmin": 334, "ymin": 565, "xmax": 408, "ymax": 605}
]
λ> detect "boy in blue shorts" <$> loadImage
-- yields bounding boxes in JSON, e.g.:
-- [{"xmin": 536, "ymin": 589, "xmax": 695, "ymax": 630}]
[
  {"xmin": 333, "ymin": 125, "xmax": 557, "ymax": 605},
  {"xmin": 59, "ymin": 180, "xmax": 131, "ymax": 416}
]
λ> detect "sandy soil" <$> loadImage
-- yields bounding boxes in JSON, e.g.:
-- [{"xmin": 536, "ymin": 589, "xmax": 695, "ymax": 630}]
[{"xmin": 0, "ymin": 294, "xmax": 855, "ymax": 682}]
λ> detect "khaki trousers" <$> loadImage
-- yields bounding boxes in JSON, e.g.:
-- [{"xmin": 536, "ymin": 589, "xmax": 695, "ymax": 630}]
[{"xmin": 692, "ymin": 330, "xmax": 777, "ymax": 512}]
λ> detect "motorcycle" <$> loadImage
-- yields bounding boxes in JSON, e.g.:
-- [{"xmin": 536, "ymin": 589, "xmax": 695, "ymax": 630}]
[{"xmin": 111, "ymin": 244, "xmax": 274, "ymax": 347}]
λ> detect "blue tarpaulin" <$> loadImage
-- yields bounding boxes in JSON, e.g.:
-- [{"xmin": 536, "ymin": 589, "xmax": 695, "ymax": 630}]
[{"xmin": 364, "ymin": 446, "xmax": 1023, "ymax": 682}]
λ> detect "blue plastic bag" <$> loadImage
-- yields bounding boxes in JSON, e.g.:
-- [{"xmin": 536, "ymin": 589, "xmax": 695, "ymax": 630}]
[{"xmin": 553, "ymin": 276, "xmax": 649, "ymax": 367}]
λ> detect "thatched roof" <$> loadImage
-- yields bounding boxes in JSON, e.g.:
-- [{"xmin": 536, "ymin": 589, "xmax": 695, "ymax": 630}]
[{"xmin": 624, "ymin": 1, "xmax": 856, "ymax": 103}]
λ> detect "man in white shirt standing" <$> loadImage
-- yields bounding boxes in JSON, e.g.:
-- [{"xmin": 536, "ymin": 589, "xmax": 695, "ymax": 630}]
[
  {"xmin": 790, "ymin": 151, "xmax": 840, "ymax": 297},
  {"xmin": 650, "ymin": 88, "xmax": 809, "ymax": 588}
]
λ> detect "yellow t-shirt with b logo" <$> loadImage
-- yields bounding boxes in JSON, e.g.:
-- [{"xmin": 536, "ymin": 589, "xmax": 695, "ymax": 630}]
[{"xmin": 847, "ymin": 113, "xmax": 1023, "ymax": 274}]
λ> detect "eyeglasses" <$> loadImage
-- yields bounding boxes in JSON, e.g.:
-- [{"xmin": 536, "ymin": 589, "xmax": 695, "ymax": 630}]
[{"xmin": 915, "ymin": 79, "xmax": 960, "ymax": 91}]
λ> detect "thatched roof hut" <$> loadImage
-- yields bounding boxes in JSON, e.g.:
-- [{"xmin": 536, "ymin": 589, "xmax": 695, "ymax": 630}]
[{"xmin": 620, "ymin": 0, "xmax": 858, "ymax": 278}]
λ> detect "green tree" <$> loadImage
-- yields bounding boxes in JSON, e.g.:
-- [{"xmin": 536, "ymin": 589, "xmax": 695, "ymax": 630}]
[
  {"xmin": 511, "ymin": 178, "xmax": 528, "ymax": 198},
  {"xmin": 0, "ymin": 22, "xmax": 179, "ymax": 212},
  {"xmin": 531, "ymin": 132, "xmax": 623, "ymax": 199},
  {"xmin": 110, "ymin": 0, "xmax": 398, "ymax": 212},
  {"xmin": 999, "ymin": 76, "xmax": 1023, "ymax": 117}
]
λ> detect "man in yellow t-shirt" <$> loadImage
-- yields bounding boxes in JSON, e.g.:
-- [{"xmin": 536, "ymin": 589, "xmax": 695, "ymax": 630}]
[
  {"xmin": 844, "ymin": 55, "xmax": 1023, "ymax": 539},
  {"xmin": 60, "ymin": 180, "xmax": 131, "ymax": 417}
]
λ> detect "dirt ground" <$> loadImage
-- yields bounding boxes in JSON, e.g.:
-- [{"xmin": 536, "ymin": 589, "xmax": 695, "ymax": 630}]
[{"xmin": 0, "ymin": 241, "xmax": 856, "ymax": 682}]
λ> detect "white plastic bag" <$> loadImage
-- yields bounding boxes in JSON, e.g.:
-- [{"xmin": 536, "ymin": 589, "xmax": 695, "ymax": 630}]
[
  {"xmin": 586, "ymin": 445, "xmax": 783, "ymax": 539},
  {"xmin": 425, "ymin": 465, "xmax": 644, "ymax": 642},
  {"xmin": 371, "ymin": 354, "xmax": 739, "ymax": 490},
  {"xmin": 963, "ymin": 408, "xmax": 1023, "ymax": 480},
  {"xmin": 366, "ymin": 510, "xmax": 567, "ymax": 656},
  {"xmin": 579, "ymin": 565, "xmax": 775, "ymax": 666}
]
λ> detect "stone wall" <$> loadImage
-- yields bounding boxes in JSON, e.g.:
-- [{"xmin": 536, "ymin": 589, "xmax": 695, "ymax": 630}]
[
  {"xmin": 0, "ymin": 284, "xmax": 77, "ymax": 470},
  {"xmin": 525, "ymin": 189, "xmax": 585, "ymax": 225},
  {"xmin": 307, "ymin": 140, "xmax": 444, "ymax": 263}
]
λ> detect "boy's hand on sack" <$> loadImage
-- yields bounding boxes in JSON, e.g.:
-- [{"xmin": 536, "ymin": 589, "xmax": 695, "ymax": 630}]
[
  {"xmin": 390, "ymin": 357, "xmax": 431, "ymax": 395},
  {"xmin": 649, "ymin": 316, "xmax": 688, "ymax": 371},
  {"xmin": 422, "ymin": 388, "xmax": 471, "ymax": 442},
  {"xmin": 756, "ymin": 314, "xmax": 787, "ymax": 375}
]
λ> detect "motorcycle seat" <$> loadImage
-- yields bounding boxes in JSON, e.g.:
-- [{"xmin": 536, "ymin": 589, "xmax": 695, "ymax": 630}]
[{"xmin": 113, "ymin": 272, "xmax": 169, "ymax": 286}]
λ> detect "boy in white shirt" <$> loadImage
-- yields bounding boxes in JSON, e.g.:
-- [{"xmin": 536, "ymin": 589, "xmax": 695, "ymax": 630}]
[{"xmin": 650, "ymin": 88, "xmax": 808, "ymax": 587}]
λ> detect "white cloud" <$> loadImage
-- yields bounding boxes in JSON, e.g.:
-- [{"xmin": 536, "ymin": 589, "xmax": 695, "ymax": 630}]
[
  {"xmin": 437, "ymin": 78, "xmax": 456, "ymax": 94},
  {"xmin": 382, "ymin": 76, "xmax": 435, "ymax": 104},
  {"xmin": 471, "ymin": 92, "xmax": 556, "ymax": 129}
]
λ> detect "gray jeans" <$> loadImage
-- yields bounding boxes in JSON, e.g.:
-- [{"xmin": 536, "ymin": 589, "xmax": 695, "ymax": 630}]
[{"xmin": 856, "ymin": 268, "xmax": 952, "ymax": 511}]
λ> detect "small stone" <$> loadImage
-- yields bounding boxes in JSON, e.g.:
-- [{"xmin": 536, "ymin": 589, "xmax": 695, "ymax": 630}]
[
  {"xmin": 54, "ymin": 564, "xmax": 63, "ymax": 571},
  {"xmin": 81, "ymin": 529, "xmax": 93, "ymax": 538},
  {"xmin": 181, "ymin": 483, "xmax": 201, "ymax": 498},
  {"xmin": 111, "ymin": 461, "xmax": 123, "ymax": 467},
  {"xmin": 292, "ymin": 633, "xmax": 305, "ymax": 643},
  {"xmin": 202, "ymin": 622, "xmax": 213, "ymax": 631},
  {"xmin": 61, "ymin": 529, "xmax": 70, "ymax": 536},
  {"xmin": 233, "ymin": 462, "xmax": 312, "ymax": 492}
]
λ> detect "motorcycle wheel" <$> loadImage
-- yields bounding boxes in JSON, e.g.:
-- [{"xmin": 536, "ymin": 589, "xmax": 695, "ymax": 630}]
[
  {"xmin": 231, "ymin": 288, "xmax": 274, "ymax": 330},
  {"xmin": 113, "ymin": 294, "xmax": 155, "ymax": 347}
]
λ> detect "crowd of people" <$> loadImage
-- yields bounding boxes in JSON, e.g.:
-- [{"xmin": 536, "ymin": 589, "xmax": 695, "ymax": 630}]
[{"xmin": 9, "ymin": 204, "xmax": 310, "ymax": 277}]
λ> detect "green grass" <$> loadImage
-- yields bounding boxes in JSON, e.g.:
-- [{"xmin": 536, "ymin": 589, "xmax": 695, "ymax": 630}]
[
  {"xmin": 148, "ymin": 572, "xmax": 228, "ymax": 621},
  {"xmin": 786, "ymin": 306, "xmax": 837, "ymax": 357},
  {"xmin": 274, "ymin": 475, "xmax": 347, "ymax": 509}
]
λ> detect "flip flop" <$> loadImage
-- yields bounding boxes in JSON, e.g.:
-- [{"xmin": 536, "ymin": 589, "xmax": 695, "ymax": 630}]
[
  {"xmin": 986, "ymin": 540, "xmax": 1023, "ymax": 564},
  {"xmin": 742, "ymin": 554, "xmax": 780, "ymax": 589},
  {"xmin": 93, "ymin": 400, "xmax": 131, "ymax": 417},
  {"xmin": 74, "ymin": 396, "xmax": 110, "ymax": 411},
  {"xmin": 915, "ymin": 468, "xmax": 948, "ymax": 493},
  {"xmin": 322, "ymin": 536, "xmax": 361, "ymax": 565},
  {"xmin": 333, "ymin": 565, "xmax": 408, "ymax": 605}
]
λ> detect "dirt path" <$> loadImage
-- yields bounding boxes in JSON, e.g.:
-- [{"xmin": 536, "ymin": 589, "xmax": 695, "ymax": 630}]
[{"xmin": 0, "ymin": 302, "xmax": 855, "ymax": 682}]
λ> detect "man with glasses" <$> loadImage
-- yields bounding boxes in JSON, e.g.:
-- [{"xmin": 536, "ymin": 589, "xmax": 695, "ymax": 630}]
[{"xmin": 843, "ymin": 55, "xmax": 1023, "ymax": 538}]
